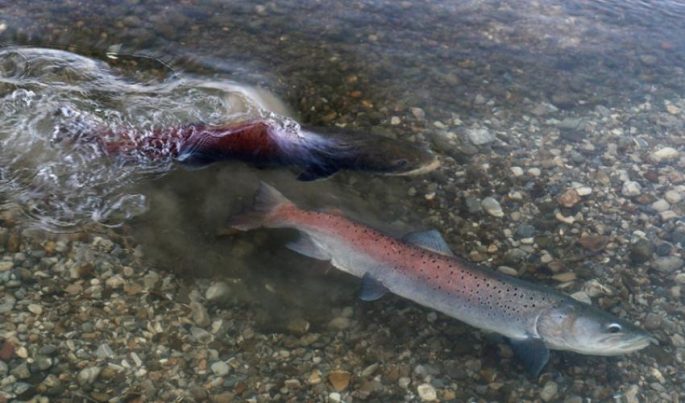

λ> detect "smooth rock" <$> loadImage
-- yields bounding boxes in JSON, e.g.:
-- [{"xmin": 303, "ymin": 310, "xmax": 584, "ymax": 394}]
[
  {"xmin": 190, "ymin": 301, "xmax": 211, "ymax": 327},
  {"xmin": 0, "ymin": 261, "xmax": 13, "ymax": 272},
  {"xmin": 328, "ymin": 369, "xmax": 351, "ymax": 391},
  {"xmin": 96, "ymin": 344, "xmax": 114, "ymax": 359},
  {"xmin": 653, "ymin": 256, "xmax": 684, "ymax": 273},
  {"xmin": 664, "ymin": 190, "xmax": 682, "ymax": 204},
  {"xmin": 651, "ymin": 199, "xmax": 670, "ymax": 212},
  {"xmin": 78, "ymin": 366, "xmax": 101, "ymax": 385},
  {"xmin": 466, "ymin": 127, "xmax": 495, "ymax": 145},
  {"xmin": 481, "ymin": 197, "xmax": 504, "ymax": 217},
  {"xmin": 27, "ymin": 303, "xmax": 43, "ymax": 315},
  {"xmin": 205, "ymin": 282, "xmax": 231, "ymax": 302},
  {"xmin": 622, "ymin": 181, "xmax": 642, "ymax": 197},
  {"xmin": 417, "ymin": 383, "xmax": 437, "ymax": 401},
  {"xmin": 650, "ymin": 147, "xmax": 680, "ymax": 162},
  {"xmin": 211, "ymin": 361, "xmax": 230, "ymax": 377},
  {"xmin": 10, "ymin": 362, "xmax": 30, "ymax": 379},
  {"xmin": 558, "ymin": 188, "xmax": 581, "ymax": 208},
  {"xmin": 510, "ymin": 166, "xmax": 524, "ymax": 177},
  {"xmin": 630, "ymin": 239, "xmax": 653, "ymax": 264},
  {"xmin": 540, "ymin": 381, "xmax": 558, "ymax": 402}
]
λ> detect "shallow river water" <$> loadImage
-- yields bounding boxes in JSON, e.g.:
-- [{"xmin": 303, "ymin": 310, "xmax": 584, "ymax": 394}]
[{"xmin": 0, "ymin": 1, "xmax": 684, "ymax": 402}]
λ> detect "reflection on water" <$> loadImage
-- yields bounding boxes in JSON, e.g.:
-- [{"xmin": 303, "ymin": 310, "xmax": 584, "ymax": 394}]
[{"xmin": 0, "ymin": 47, "xmax": 293, "ymax": 229}]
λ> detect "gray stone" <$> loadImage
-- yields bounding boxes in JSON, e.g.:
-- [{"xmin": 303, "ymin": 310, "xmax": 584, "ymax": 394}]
[
  {"xmin": 0, "ymin": 360, "xmax": 7, "ymax": 377},
  {"xmin": 540, "ymin": 381, "xmax": 558, "ymax": 402},
  {"xmin": 481, "ymin": 197, "xmax": 504, "ymax": 217},
  {"xmin": 10, "ymin": 362, "xmax": 31, "ymax": 379},
  {"xmin": 96, "ymin": 343, "xmax": 114, "ymax": 359},
  {"xmin": 466, "ymin": 127, "xmax": 495, "ymax": 145},
  {"xmin": 630, "ymin": 239, "xmax": 653, "ymax": 264},
  {"xmin": 653, "ymin": 256, "xmax": 684, "ymax": 273},
  {"xmin": 78, "ymin": 366, "xmax": 102, "ymax": 385},
  {"xmin": 205, "ymin": 282, "xmax": 231, "ymax": 302},
  {"xmin": 622, "ymin": 181, "xmax": 642, "ymax": 197},
  {"xmin": 190, "ymin": 301, "xmax": 211, "ymax": 327},
  {"xmin": 211, "ymin": 361, "xmax": 230, "ymax": 376}
]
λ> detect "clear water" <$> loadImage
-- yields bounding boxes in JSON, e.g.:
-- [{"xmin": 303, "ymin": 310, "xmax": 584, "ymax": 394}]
[{"xmin": 1, "ymin": 0, "xmax": 684, "ymax": 399}]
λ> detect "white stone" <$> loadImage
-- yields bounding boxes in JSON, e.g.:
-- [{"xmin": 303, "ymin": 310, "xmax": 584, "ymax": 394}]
[
  {"xmin": 575, "ymin": 186, "xmax": 593, "ymax": 196},
  {"xmin": 328, "ymin": 392, "xmax": 342, "ymax": 403},
  {"xmin": 466, "ymin": 127, "xmax": 495, "ymax": 145},
  {"xmin": 528, "ymin": 167, "xmax": 541, "ymax": 177},
  {"xmin": 105, "ymin": 274, "xmax": 125, "ymax": 289},
  {"xmin": 211, "ymin": 361, "xmax": 230, "ymax": 376},
  {"xmin": 621, "ymin": 181, "xmax": 642, "ymax": 197},
  {"xmin": 665, "ymin": 190, "xmax": 682, "ymax": 204},
  {"xmin": 205, "ymin": 282, "xmax": 231, "ymax": 301},
  {"xmin": 481, "ymin": 197, "xmax": 504, "ymax": 217},
  {"xmin": 417, "ymin": 383, "xmax": 437, "ymax": 401},
  {"xmin": 651, "ymin": 199, "xmax": 670, "ymax": 212},
  {"xmin": 78, "ymin": 367, "xmax": 101, "ymax": 386},
  {"xmin": 390, "ymin": 116, "xmax": 401, "ymax": 125},
  {"xmin": 540, "ymin": 381, "xmax": 558, "ymax": 402},
  {"xmin": 510, "ymin": 166, "xmax": 524, "ymax": 177},
  {"xmin": 27, "ymin": 304, "xmax": 43, "ymax": 315},
  {"xmin": 650, "ymin": 147, "xmax": 680, "ymax": 162}
]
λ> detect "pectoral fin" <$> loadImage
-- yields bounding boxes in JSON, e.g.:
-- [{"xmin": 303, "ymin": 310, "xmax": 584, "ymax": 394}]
[
  {"xmin": 508, "ymin": 337, "xmax": 550, "ymax": 378},
  {"xmin": 359, "ymin": 273, "xmax": 388, "ymax": 301},
  {"xmin": 402, "ymin": 229, "xmax": 455, "ymax": 256}
]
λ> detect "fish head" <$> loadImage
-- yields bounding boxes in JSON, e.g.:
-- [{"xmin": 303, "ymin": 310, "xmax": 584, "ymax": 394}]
[{"xmin": 536, "ymin": 301, "xmax": 657, "ymax": 356}]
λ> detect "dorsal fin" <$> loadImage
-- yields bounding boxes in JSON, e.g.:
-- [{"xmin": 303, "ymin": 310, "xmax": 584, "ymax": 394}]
[{"xmin": 402, "ymin": 229, "xmax": 454, "ymax": 256}]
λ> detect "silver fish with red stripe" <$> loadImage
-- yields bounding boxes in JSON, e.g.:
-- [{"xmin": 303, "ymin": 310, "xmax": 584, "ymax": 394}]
[{"xmin": 229, "ymin": 183, "xmax": 657, "ymax": 376}]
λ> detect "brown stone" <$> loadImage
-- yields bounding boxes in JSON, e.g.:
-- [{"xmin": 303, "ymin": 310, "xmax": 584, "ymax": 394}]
[
  {"xmin": 578, "ymin": 234, "xmax": 609, "ymax": 252},
  {"xmin": 328, "ymin": 369, "xmax": 352, "ymax": 391},
  {"xmin": 558, "ymin": 188, "xmax": 581, "ymax": 208}
]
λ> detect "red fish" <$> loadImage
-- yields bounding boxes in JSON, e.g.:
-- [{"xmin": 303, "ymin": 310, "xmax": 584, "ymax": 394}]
[{"xmin": 68, "ymin": 119, "xmax": 439, "ymax": 181}]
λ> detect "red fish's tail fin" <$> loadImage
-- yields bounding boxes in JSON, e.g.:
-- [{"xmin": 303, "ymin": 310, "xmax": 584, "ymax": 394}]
[{"xmin": 227, "ymin": 182, "xmax": 295, "ymax": 231}]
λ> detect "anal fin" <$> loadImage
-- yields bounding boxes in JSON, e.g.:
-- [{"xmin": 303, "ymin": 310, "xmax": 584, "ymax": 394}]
[
  {"xmin": 508, "ymin": 337, "xmax": 550, "ymax": 378},
  {"xmin": 359, "ymin": 273, "xmax": 388, "ymax": 301},
  {"xmin": 286, "ymin": 234, "xmax": 330, "ymax": 260}
]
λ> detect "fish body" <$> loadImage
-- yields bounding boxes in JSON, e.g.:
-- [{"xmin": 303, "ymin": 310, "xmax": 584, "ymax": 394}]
[
  {"xmin": 229, "ymin": 183, "xmax": 656, "ymax": 376},
  {"xmin": 79, "ymin": 120, "xmax": 439, "ymax": 180}
]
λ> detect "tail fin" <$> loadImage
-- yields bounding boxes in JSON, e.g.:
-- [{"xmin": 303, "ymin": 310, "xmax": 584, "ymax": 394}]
[{"xmin": 227, "ymin": 182, "xmax": 294, "ymax": 231}]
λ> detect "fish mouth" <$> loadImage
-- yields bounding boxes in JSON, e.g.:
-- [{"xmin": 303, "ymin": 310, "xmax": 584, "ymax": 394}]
[
  {"xmin": 597, "ymin": 333, "xmax": 658, "ymax": 355},
  {"xmin": 387, "ymin": 156, "xmax": 441, "ymax": 176}
]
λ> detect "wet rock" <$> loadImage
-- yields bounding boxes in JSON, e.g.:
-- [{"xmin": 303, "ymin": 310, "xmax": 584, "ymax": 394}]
[
  {"xmin": 10, "ymin": 362, "xmax": 30, "ymax": 379},
  {"xmin": 328, "ymin": 392, "xmax": 342, "ymax": 403},
  {"xmin": 464, "ymin": 196, "xmax": 482, "ymax": 214},
  {"xmin": 578, "ymin": 234, "xmax": 609, "ymax": 252},
  {"xmin": 466, "ymin": 127, "xmax": 495, "ymax": 145},
  {"xmin": 411, "ymin": 107, "xmax": 425, "ymax": 120},
  {"xmin": 630, "ymin": 239, "xmax": 653, "ymax": 264},
  {"xmin": 540, "ymin": 381, "xmax": 558, "ymax": 402},
  {"xmin": 651, "ymin": 199, "xmax": 670, "ymax": 212},
  {"xmin": 328, "ymin": 316, "xmax": 352, "ymax": 330},
  {"xmin": 417, "ymin": 383, "xmax": 437, "ymax": 401},
  {"xmin": 78, "ymin": 366, "xmax": 101, "ymax": 386},
  {"xmin": 516, "ymin": 224, "xmax": 536, "ymax": 238},
  {"xmin": 653, "ymin": 256, "xmax": 683, "ymax": 273},
  {"xmin": 205, "ymin": 281, "xmax": 231, "ymax": 302},
  {"xmin": 190, "ymin": 301, "xmax": 211, "ymax": 327},
  {"xmin": 211, "ymin": 361, "xmax": 230, "ymax": 377},
  {"xmin": 96, "ymin": 344, "xmax": 114, "ymax": 359},
  {"xmin": 644, "ymin": 313, "xmax": 662, "ymax": 330},
  {"xmin": 622, "ymin": 181, "xmax": 642, "ymax": 197},
  {"xmin": 558, "ymin": 188, "xmax": 581, "ymax": 208},
  {"xmin": 0, "ymin": 361, "xmax": 7, "ymax": 377},
  {"xmin": 481, "ymin": 197, "xmax": 504, "ymax": 217},
  {"xmin": 650, "ymin": 147, "xmax": 680, "ymax": 162},
  {"xmin": 284, "ymin": 378, "xmax": 301, "ymax": 389},
  {"xmin": 664, "ymin": 190, "xmax": 682, "ymax": 204},
  {"xmin": 105, "ymin": 274, "xmax": 125, "ymax": 289},
  {"xmin": 328, "ymin": 369, "xmax": 351, "ymax": 391},
  {"xmin": 0, "ymin": 260, "xmax": 13, "ymax": 272},
  {"xmin": 32, "ymin": 356, "xmax": 52, "ymax": 371},
  {"xmin": 655, "ymin": 242, "xmax": 672, "ymax": 256}
]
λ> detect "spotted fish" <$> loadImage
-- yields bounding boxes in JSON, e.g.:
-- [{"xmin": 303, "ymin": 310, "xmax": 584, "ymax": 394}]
[{"xmin": 228, "ymin": 182, "xmax": 657, "ymax": 376}]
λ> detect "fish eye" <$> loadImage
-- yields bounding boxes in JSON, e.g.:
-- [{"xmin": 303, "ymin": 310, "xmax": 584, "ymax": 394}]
[{"xmin": 607, "ymin": 323, "xmax": 622, "ymax": 333}]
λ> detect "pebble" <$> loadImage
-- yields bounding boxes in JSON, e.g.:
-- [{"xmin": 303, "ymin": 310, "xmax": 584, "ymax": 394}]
[
  {"xmin": 328, "ymin": 369, "xmax": 351, "ymax": 391},
  {"xmin": 27, "ymin": 303, "xmax": 43, "ymax": 315},
  {"xmin": 630, "ymin": 239, "xmax": 653, "ymax": 264},
  {"xmin": 96, "ymin": 343, "xmax": 114, "ymax": 359},
  {"xmin": 675, "ymin": 273, "xmax": 685, "ymax": 284},
  {"xmin": 411, "ymin": 107, "xmax": 425, "ymax": 120},
  {"xmin": 650, "ymin": 147, "xmax": 680, "ymax": 162},
  {"xmin": 417, "ymin": 383, "xmax": 437, "ymax": 401},
  {"xmin": 105, "ymin": 274, "xmax": 125, "ymax": 289},
  {"xmin": 0, "ymin": 360, "xmax": 7, "ymax": 377},
  {"xmin": 390, "ymin": 116, "xmax": 401, "ymax": 125},
  {"xmin": 328, "ymin": 316, "xmax": 352, "ymax": 330},
  {"xmin": 510, "ymin": 166, "xmax": 524, "ymax": 177},
  {"xmin": 328, "ymin": 392, "xmax": 342, "ymax": 403},
  {"xmin": 466, "ymin": 127, "xmax": 495, "ymax": 145},
  {"xmin": 653, "ymin": 256, "xmax": 684, "ymax": 273},
  {"xmin": 540, "ymin": 381, "xmax": 558, "ymax": 402},
  {"xmin": 552, "ymin": 272, "xmax": 576, "ymax": 282},
  {"xmin": 528, "ymin": 167, "xmax": 541, "ymax": 177},
  {"xmin": 0, "ymin": 260, "xmax": 13, "ymax": 272},
  {"xmin": 558, "ymin": 188, "xmax": 581, "ymax": 208},
  {"xmin": 664, "ymin": 190, "xmax": 682, "ymax": 204},
  {"xmin": 622, "ymin": 181, "xmax": 642, "ymax": 197},
  {"xmin": 481, "ymin": 197, "xmax": 504, "ymax": 217},
  {"xmin": 205, "ymin": 281, "xmax": 231, "ymax": 302},
  {"xmin": 651, "ymin": 199, "xmax": 670, "ymax": 212},
  {"xmin": 10, "ymin": 362, "xmax": 30, "ymax": 379},
  {"xmin": 190, "ymin": 301, "xmax": 211, "ymax": 327},
  {"xmin": 77, "ymin": 366, "xmax": 102, "ymax": 385},
  {"xmin": 399, "ymin": 377, "xmax": 411, "ymax": 388},
  {"xmin": 211, "ymin": 361, "xmax": 230, "ymax": 377}
]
